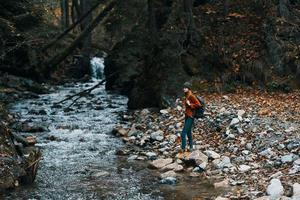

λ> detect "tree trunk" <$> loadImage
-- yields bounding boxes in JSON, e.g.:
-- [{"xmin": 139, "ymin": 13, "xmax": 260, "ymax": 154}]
[
  {"xmin": 147, "ymin": 0, "xmax": 158, "ymax": 42},
  {"xmin": 44, "ymin": 0, "xmax": 116, "ymax": 75},
  {"xmin": 224, "ymin": 0, "xmax": 229, "ymax": 16},
  {"xmin": 183, "ymin": 0, "xmax": 196, "ymax": 46},
  {"xmin": 80, "ymin": 0, "xmax": 93, "ymax": 73},
  {"xmin": 42, "ymin": 0, "xmax": 102, "ymax": 52},
  {"xmin": 61, "ymin": 0, "xmax": 70, "ymax": 29}
]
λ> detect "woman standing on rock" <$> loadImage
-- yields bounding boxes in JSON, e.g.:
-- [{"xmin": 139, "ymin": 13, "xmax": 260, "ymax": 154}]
[{"xmin": 178, "ymin": 82, "xmax": 201, "ymax": 154}]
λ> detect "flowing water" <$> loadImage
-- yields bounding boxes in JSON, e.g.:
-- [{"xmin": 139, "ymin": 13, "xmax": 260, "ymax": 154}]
[{"xmin": 2, "ymin": 59, "xmax": 218, "ymax": 200}]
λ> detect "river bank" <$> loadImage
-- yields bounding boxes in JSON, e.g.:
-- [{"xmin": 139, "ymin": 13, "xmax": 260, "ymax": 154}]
[
  {"xmin": 113, "ymin": 90, "xmax": 300, "ymax": 200},
  {"xmin": 1, "ymin": 76, "xmax": 223, "ymax": 199}
]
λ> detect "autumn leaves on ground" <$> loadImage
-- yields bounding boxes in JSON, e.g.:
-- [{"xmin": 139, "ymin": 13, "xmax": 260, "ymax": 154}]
[{"xmin": 113, "ymin": 90, "xmax": 300, "ymax": 199}]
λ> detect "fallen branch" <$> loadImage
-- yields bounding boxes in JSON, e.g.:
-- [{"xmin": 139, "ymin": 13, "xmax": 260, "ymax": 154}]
[
  {"xmin": 56, "ymin": 78, "xmax": 106, "ymax": 105},
  {"xmin": 55, "ymin": 69, "xmax": 120, "ymax": 107}
]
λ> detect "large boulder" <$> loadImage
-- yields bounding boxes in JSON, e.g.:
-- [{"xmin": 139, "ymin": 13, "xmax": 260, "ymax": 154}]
[{"xmin": 184, "ymin": 150, "xmax": 208, "ymax": 166}]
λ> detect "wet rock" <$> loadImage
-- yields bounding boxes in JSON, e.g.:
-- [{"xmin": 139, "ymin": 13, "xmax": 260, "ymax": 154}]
[
  {"xmin": 127, "ymin": 155, "xmax": 138, "ymax": 160},
  {"xmin": 149, "ymin": 158, "xmax": 173, "ymax": 169},
  {"xmin": 112, "ymin": 128, "xmax": 128, "ymax": 137},
  {"xmin": 267, "ymin": 178, "xmax": 284, "ymax": 199},
  {"xmin": 150, "ymin": 130, "xmax": 164, "ymax": 141},
  {"xmin": 146, "ymin": 152, "xmax": 157, "ymax": 160},
  {"xmin": 91, "ymin": 171, "xmax": 109, "ymax": 178},
  {"xmin": 19, "ymin": 123, "xmax": 46, "ymax": 133},
  {"xmin": 162, "ymin": 162, "xmax": 184, "ymax": 172},
  {"xmin": 160, "ymin": 170, "xmax": 176, "ymax": 179},
  {"xmin": 160, "ymin": 177, "xmax": 176, "ymax": 185},
  {"xmin": 214, "ymin": 178, "xmax": 229, "ymax": 188}
]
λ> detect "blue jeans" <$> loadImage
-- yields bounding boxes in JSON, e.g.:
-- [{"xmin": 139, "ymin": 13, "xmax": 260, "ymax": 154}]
[{"xmin": 181, "ymin": 117, "xmax": 194, "ymax": 150}]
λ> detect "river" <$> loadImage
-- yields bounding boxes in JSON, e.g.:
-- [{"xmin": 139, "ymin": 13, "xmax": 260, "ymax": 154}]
[{"xmin": 2, "ymin": 59, "xmax": 217, "ymax": 200}]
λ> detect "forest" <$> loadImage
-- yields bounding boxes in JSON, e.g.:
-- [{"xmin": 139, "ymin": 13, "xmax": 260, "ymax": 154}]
[{"xmin": 0, "ymin": 0, "xmax": 299, "ymax": 199}]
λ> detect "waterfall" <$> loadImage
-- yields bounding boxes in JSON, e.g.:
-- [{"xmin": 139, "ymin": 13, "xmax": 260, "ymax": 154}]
[{"xmin": 90, "ymin": 57, "xmax": 105, "ymax": 80}]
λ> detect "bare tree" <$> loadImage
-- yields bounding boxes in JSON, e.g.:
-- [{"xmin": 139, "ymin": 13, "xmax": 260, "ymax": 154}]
[
  {"xmin": 80, "ymin": 0, "xmax": 93, "ymax": 72},
  {"xmin": 61, "ymin": 0, "xmax": 70, "ymax": 28}
]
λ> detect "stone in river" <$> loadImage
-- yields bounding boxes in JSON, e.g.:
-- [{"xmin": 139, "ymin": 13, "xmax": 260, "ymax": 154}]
[
  {"xmin": 160, "ymin": 170, "xmax": 177, "ymax": 179},
  {"xmin": 160, "ymin": 177, "xmax": 176, "ymax": 185},
  {"xmin": 149, "ymin": 158, "xmax": 173, "ymax": 169}
]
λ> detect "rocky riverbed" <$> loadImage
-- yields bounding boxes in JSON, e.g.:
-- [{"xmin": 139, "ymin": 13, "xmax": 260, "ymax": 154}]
[
  {"xmin": 113, "ymin": 91, "xmax": 300, "ymax": 200},
  {"xmin": 1, "ymin": 78, "xmax": 224, "ymax": 200}
]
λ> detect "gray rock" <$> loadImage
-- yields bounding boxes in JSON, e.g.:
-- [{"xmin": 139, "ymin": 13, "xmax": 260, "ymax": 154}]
[
  {"xmin": 146, "ymin": 152, "xmax": 157, "ymax": 160},
  {"xmin": 237, "ymin": 127, "xmax": 244, "ymax": 134},
  {"xmin": 239, "ymin": 165, "xmax": 251, "ymax": 173},
  {"xmin": 199, "ymin": 162, "xmax": 208, "ymax": 170},
  {"xmin": 162, "ymin": 162, "xmax": 183, "ymax": 172},
  {"xmin": 160, "ymin": 109, "xmax": 169, "ymax": 115},
  {"xmin": 91, "ymin": 171, "xmax": 109, "ymax": 177},
  {"xmin": 237, "ymin": 110, "xmax": 246, "ymax": 117},
  {"xmin": 127, "ymin": 155, "xmax": 138, "ymax": 160},
  {"xmin": 149, "ymin": 158, "xmax": 173, "ymax": 169},
  {"xmin": 259, "ymin": 148, "xmax": 276, "ymax": 158},
  {"xmin": 230, "ymin": 118, "xmax": 240, "ymax": 126},
  {"xmin": 215, "ymin": 197, "xmax": 230, "ymax": 200},
  {"xmin": 270, "ymin": 171, "xmax": 283, "ymax": 179},
  {"xmin": 294, "ymin": 159, "xmax": 300, "ymax": 165},
  {"xmin": 204, "ymin": 150, "xmax": 221, "ymax": 159},
  {"xmin": 293, "ymin": 183, "xmax": 300, "ymax": 200},
  {"xmin": 150, "ymin": 130, "xmax": 164, "ymax": 141},
  {"xmin": 160, "ymin": 177, "xmax": 176, "ymax": 185},
  {"xmin": 281, "ymin": 154, "xmax": 295, "ymax": 164},
  {"xmin": 267, "ymin": 178, "xmax": 284, "ymax": 199},
  {"xmin": 188, "ymin": 150, "xmax": 208, "ymax": 166},
  {"xmin": 289, "ymin": 165, "xmax": 300, "ymax": 175},
  {"xmin": 160, "ymin": 170, "xmax": 177, "ymax": 179},
  {"xmin": 213, "ymin": 156, "xmax": 232, "ymax": 169}
]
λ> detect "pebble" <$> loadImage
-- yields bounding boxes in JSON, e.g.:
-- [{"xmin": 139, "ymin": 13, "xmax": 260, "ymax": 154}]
[
  {"xmin": 239, "ymin": 164, "xmax": 251, "ymax": 173},
  {"xmin": 267, "ymin": 178, "xmax": 284, "ymax": 199},
  {"xmin": 230, "ymin": 118, "xmax": 240, "ymax": 126}
]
